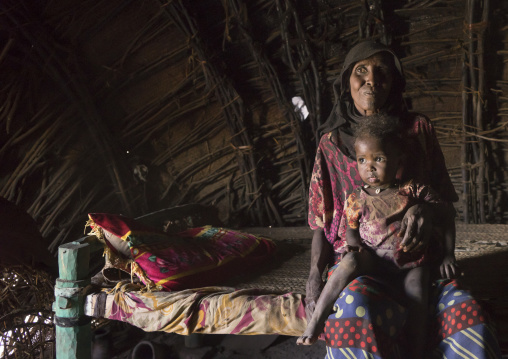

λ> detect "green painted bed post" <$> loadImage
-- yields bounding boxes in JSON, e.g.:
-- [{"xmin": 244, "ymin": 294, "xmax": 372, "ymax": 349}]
[{"xmin": 53, "ymin": 241, "xmax": 92, "ymax": 359}]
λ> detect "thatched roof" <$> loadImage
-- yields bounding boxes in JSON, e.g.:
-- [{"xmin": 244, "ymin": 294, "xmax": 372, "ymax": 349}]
[{"xmin": 1, "ymin": 0, "xmax": 508, "ymax": 256}]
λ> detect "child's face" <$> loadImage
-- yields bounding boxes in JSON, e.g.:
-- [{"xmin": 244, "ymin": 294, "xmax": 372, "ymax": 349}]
[{"xmin": 354, "ymin": 136, "xmax": 402, "ymax": 187}]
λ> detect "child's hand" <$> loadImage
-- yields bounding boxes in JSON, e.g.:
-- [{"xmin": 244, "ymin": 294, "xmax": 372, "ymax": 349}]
[
  {"xmin": 440, "ymin": 254, "xmax": 459, "ymax": 279},
  {"xmin": 341, "ymin": 245, "xmax": 364, "ymax": 259},
  {"xmin": 346, "ymin": 244, "xmax": 364, "ymax": 253}
]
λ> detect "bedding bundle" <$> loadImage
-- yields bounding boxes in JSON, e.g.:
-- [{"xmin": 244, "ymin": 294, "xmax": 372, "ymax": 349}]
[{"xmin": 86, "ymin": 212, "xmax": 276, "ymax": 292}]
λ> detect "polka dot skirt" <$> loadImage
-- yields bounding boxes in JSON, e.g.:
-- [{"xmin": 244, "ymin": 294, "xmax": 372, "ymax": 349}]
[{"xmin": 322, "ymin": 277, "xmax": 502, "ymax": 359}]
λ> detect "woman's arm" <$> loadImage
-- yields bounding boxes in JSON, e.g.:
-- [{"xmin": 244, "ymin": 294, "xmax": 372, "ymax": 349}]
[
  {"xmin": 399, "ymin": 115, "xmax": 458, "ymax": 252},
  {"xmin": 305, "ymin": 229, "xmax": 332, "ymax": 318}
]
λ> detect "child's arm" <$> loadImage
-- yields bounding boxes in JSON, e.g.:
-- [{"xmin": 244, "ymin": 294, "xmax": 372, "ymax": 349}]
[
  {"xmin": 439, "ymin": 204, "xmax": 459, "ymax": 279},
  {"xmin": 344, "ymin": 190, "xmax": 364, "ymax": 253},
  {"xmin": 346, "ymin": 223, "xmax": 363, "ymax": 249}
]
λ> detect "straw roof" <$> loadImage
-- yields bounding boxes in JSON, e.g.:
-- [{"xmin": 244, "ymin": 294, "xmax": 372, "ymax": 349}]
[{"xmin": 0, "ymin": 0, "xmax": 507, "ymax": 253}]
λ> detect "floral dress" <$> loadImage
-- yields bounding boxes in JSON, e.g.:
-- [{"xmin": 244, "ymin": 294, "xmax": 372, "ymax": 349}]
[{"xmin": 345, "ymin": 183, "xmax": 442, "ymax": 269}]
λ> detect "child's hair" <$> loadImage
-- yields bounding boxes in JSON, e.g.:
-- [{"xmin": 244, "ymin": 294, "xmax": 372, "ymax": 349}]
[{"xmin": 352, "ymin": 113, "xmax": 406, "ymax": 152}]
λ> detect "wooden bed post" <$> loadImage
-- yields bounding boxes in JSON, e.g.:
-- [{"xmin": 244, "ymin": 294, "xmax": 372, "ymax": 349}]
[{"xmin": 53, "ymin": 241, "xmax": 92, "ymax": 359}]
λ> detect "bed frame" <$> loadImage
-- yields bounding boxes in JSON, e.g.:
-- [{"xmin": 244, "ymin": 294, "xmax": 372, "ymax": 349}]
[
  {"xmin": 53, "ymin": 236, "xmax": 102, "ymax": 359},
  {"xmin": 52, "ymin": 224, "xmax": 508, "ymax": 359}
]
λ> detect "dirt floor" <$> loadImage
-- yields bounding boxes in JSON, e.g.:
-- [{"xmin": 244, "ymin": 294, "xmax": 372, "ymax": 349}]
[
  {"xmin": 105, "ymin": 323, "xmax": 327, "ymax": 359},
  {"xmin": 108, "ymin": 327, "xmax": 508, "ymax": 359}
]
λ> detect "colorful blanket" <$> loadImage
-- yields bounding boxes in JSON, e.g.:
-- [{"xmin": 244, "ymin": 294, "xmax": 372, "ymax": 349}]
[
  {"xmin": 86, "ymin": 213, "xmax": 276, "ymax": 291},
  {"xmin": 85, "ymin": 284, "xmax": 307, "ymax": 336}
]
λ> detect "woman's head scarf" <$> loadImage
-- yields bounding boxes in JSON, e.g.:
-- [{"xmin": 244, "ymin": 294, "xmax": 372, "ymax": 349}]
[{"xmin": 319, "ymin": 40, "xmax": 406, "ymax": 158}]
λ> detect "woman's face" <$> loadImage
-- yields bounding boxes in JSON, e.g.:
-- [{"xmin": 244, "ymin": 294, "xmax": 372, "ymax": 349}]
[{"xmin": 349, "ymin": 53, "xmax": 395, "ymax": 116}]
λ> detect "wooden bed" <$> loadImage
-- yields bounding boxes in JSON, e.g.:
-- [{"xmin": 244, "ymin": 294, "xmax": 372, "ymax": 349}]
[{"xmin": 53, "ymin": 222, "xmax": 508, "ymax": 359}]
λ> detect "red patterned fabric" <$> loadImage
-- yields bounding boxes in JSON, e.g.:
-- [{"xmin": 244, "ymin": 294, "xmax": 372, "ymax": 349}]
[
  {"xmin": 88, "ymin": 213, "xmax": 276, "ymax": 291},
  {"xmin": 308, "ymin": 113, "xmax": 457, "ymax": 258}
]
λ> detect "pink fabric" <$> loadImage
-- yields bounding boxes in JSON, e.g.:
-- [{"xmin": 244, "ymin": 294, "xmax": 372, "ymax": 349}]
[
  {"xmin": 88, "ymin": 213, "xmax": 276, "ymax": 291},
  {"xmin": 132, "ymin": 226, "xmax": 276, "ymax": 291}
]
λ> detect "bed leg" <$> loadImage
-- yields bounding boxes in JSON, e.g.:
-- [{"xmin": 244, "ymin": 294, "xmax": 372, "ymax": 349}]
[
  {"xmin": 53, "ymin": 241, "xmax": 92, "ymax": 359},
  {"xmin": 185, "ymin": 333, "xmax": 204, "ymax": 348}
]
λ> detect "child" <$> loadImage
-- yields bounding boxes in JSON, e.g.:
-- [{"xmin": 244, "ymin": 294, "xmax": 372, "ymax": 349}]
[{"xmin": 297, "ymin": 113, "xmax": 458, "ymax": 358}]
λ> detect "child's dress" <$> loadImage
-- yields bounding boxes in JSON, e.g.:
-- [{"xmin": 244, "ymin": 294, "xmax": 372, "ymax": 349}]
[{"xmin": 345, "ymin": 181, "xmax": 443, "ymax": 269}]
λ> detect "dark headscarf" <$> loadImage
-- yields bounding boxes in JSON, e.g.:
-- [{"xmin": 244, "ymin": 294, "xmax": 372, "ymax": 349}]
[{"xmin": 319, "ymin": 40, "xmax": 406, "ymax": 159}]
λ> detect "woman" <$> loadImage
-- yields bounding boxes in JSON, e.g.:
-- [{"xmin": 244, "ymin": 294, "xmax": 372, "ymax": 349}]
[{"xmin": 305, "ymin": 40, "xmax": 502, "ymax": 358}]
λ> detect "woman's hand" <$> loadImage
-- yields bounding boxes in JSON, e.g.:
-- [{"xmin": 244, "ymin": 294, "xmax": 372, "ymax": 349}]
[
  {"xmin": 440, "ymin": 254, "xmax": 459, "ymax": 279},
  {"xmin": 305, "ymin": 272, "xmax": 324, "ymax": 319},
  {"xmin": 398, "ymin": 204, "xmax": 432, "ymax": 252}
]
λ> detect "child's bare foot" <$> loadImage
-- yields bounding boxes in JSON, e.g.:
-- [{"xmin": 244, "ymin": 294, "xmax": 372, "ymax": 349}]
[
  {"xmin": 296, "ymin": 329, "xmax": 319, "ymax": 345},
  {"xmin": 296, "ymin": 334, "xmax": 319, "ymax": 345}
]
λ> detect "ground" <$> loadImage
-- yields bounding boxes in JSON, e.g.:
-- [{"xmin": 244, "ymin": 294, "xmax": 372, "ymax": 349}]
[{"xmin": 100, "ymin": 322, "xmax": 327, "ymax": 359}]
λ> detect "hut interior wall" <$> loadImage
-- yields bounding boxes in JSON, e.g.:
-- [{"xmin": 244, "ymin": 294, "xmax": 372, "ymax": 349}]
[{"xmin": 1, "ymin": 0, "xmax": 508, "ymax": 253}]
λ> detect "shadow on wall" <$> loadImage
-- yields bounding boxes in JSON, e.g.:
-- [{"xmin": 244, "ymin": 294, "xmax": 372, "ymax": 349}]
[{"xmin": 0, "ymin": 197, "xmax": 57, "ymax": 275}]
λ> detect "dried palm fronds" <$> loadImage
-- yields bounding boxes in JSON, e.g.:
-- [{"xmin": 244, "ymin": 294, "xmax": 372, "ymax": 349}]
[
  {"xmin": 0, "ymin": 265, "xmax": 55, "ymax": 358},
  {"xmin": 0, "ymin": 0, "xmax": 507, "ymax": 261}
]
